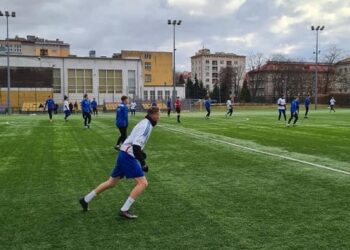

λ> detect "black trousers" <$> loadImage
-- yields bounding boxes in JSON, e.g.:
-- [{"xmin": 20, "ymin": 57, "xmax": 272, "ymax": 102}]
[
  {"xmin": 83, "ymin": 112, "xmax": 91, "ymax": 126},
  {"xmin": 167, "ymin": 108, "xmax": 171, "ymax": 116},
  {"xmin": 278, "ymin": 110, "xmax": 286, "ymax": 120},
  {"xmin": 48, "ymin": 109, "xmax": 53, "ymax": 120},
  {"xmin": 93, "ymin": 107, "xmax": 98, "ymax": 116},
  {"xmin": 288, "ymin": 112, "xmax": 298, "ymax": 124},
  {"xmin": 226, "ymin": 108, "xmax": 233, "ymax": 116},
  {"xmin": 206, "ymin": 108, "xmax": 211, "ymax": 118},
  {"xmin": 116, "ymin": 126, "xmax": 127, "ymax": 146},
  {"xmin": 130, "ymin": 109, "xmax": 136, "ymax": 116},
  {"xmin": 305, "ymin": 106, "xmax": 309, "ymax": 117}
]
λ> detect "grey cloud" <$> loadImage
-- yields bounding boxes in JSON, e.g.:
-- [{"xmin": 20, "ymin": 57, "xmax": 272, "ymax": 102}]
[{"xmin": 1, "ymin": 0, "xmax": 349, "ymax": 70}]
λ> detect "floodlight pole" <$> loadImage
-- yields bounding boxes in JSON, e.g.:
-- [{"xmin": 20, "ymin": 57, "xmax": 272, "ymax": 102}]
[
  {"xmin": 0, "ymin": 11, "xmax": 15, "ymax": 114},
  {"xmin": 311, "ymin": 25, "xmax": 324, "ymax": 110},
  {"xmin": 168, "ymin": 19, "xmax": 181, "ymax": 107}
]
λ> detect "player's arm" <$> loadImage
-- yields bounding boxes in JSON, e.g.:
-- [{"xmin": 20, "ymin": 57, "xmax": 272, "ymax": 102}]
[{"xmin": 132, "ymin": 145, "xmax": 148, "ymax": 172}]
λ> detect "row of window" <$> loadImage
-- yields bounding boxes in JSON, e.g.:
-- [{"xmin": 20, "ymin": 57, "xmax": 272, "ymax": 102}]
[
  {"xmin": 52, "ymin": 68, "xmax": 136, "ymax": 94},
  {"xmin": 144, "ymin": 90, "xmax": 172, "ymax": 101},
  {"xmin": 338, "ymin": 67, "xmax": 349, "ymax": 74},
  {"xmin": 0, "ymin": 44, "xmax": 22, "ymax": 53},
  {"xmin": 192, "ymin": 60, "xmax": 239, "ymax": 65}
]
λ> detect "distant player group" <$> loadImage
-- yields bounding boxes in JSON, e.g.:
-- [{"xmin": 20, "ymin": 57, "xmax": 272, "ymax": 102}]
[{"xmin": 277, "ymin": 94, "xmax": 337, "ymax": 127}]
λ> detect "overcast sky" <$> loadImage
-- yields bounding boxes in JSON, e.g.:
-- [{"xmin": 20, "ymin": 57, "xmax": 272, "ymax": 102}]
[{"xmin": 1, "ymin": 0, "xmax": 350, "ymax": 71}]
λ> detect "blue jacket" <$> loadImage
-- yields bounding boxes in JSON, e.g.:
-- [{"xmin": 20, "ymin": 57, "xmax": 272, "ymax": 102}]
[
  {"xmin": 45, "ymin": 98, "xmax": 55, "ymax": 110},
  {"xmin": 116, "ymin": 103, "xmax": 128, "ymax": 127},
  {"xmin": 205, "ymin": 100, "xmax": 211, "ymax": 109},
  {"xmin": 81, "ymin": 99, "xmax": 91, "ymax": 113},
  {"xmin": 91, "ymin": 100, "xmax": 97, "ymax": 108},
  {"xmin": 304, "ymin": 97, "xmax": 310, "ymax": 106},
  {"xmin": 290, "ymin": 100, "xmax": 298, "ymax": 114},
  {"xmin": 167, "ymin": 100, "xmax": 171, "ymax": 109}
]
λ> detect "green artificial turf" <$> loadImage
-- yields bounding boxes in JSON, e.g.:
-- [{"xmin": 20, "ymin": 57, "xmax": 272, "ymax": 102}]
[{"xmin": 0, "ymin": 108, "xmax": 349, "ymax": 249}]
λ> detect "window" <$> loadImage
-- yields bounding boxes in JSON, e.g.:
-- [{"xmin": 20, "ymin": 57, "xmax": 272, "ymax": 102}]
[
  {"xmin": 40, "ymin": 49, "xmax": 48, "ymax": 56},
  {"xmin": 206, "ymin": 72, "xmax": 209, "ymax": 76},
  {"xmin": 206, "ymin": 60, "xmax": 210, "ymax": 64},
  {"xmin": 165, "ymin": 90, "xmax": 170, "ymax": 100},
  {"xmin": 206, "ymin": 78, "xmax": 210, "ymax": 82},
  {"xmin": 212, "ymin": 61, "xmax": 218, "ymax": 65},
  {"xmin": 145, "ymin": 74, "xmax": 152, "ymax": 82},
  {"xmin": 234, "ymin": 61, "xmax": 238, "ymax": 65},
  {"xmin": 212, "ymin": 73, "xmax": 218, "ymax": 78},
  {"xmin": 98, "ymin": 69, "xmax": 122, "ymax": 94},
  {"xmin": 212, "ymin": 67, "xmax": 218, "ymax": 71},
  {"xmin": 68, "ymin": 69, "xmax": 93, "ymax": 94},
  {"xmin": 144, "ymin": 90, "xmax": 148, "ymax": 100},
  {"xmin": 128, "ymin": 70, "xmax": 136, "ymax": 94},
  {"xmin": 150, "ymin": 90, "xmax": 155, "ymax": 100},
  {"xmin": 220, "ymin": 60, "xmax": 224, "ymax": 64},
  {"xmin": 53, "ymin": 69, "xmax": 61, "ymax": 93},
  {"xmin": 226, "ymin": 61, "xmax": 232, "ymax": 66},
  {"xmin": 205, "ymin": 66, "xmax": 210, "ymax": 71},
  {"xmin": 157, "ymin": 90, "xmax": 163, "ymax": 100},
  {"xmin": 145, "ymin": 62, "xmax": 152, "ymax": 71},
  {"xmin": 144, "ymin": 53, "xmax": 152, "ymax": 59}
]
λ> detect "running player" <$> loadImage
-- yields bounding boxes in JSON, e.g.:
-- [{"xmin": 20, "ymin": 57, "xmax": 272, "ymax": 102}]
[{"xmin": 79, "ymin": 106, "xmax": 160, "ymax": 219}]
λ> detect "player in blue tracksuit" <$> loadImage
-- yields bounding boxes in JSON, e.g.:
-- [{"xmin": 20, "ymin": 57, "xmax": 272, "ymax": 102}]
[
  {"xmin": 287, "ymin": 96, "xmax": 299, "ymax": 126},
  {"xmin": 166, "ymin": 99, "xmax": 171, "ymax": 117},
  {"xmin": 115, "ymin": 95, "xmax": 129, "ymax": 150},
  {"xmin": 204, "ymin": 97, "xmax": 211, "ymax": 119},
  {"xmin": 91, "ymin": 98, "xmax": 98, "ymax": 116},
  {"xmin": 81, "ymin": 94, "xmax": 92, "ymax": 128},
  {"xmin": 304, "ymin": 94, "xmax": 310, "ymax": 118},
  {"xmin": 44, "ymin": 96, "xmax": 55, "ymax": 122}
]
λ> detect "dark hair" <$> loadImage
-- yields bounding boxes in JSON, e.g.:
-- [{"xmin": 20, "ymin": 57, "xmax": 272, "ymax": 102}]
[
  {"xmin": 121, "ymin": 95, "xmax": 128, "ymax": 102},
  {"xmin": 84, "ymin": 94, "xmax": 88, "ymax": 98},
  {"xmin": 147, "ymin": 106, "xmax": 159, "ymax": 115},
  {"xmin": 64, "ymin": 95, "xmax": 68, "ymax": 100}
]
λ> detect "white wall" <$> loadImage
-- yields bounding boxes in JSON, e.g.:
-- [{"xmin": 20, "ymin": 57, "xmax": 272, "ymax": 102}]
[{"xmin": 0, "ymin": 55, "xmax": 143, "ymax": 105}]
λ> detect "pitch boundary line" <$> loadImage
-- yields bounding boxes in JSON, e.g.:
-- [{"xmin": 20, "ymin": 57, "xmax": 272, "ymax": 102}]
[{"xmin": 160, "ymin": 125, "xmax": 350, "ymax": 176}]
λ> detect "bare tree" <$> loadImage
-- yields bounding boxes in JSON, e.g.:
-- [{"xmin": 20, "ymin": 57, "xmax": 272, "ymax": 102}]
[
  {"xmin": 247, "ymin": 52, "xmax": 266, "ymax": 70},
  {"xmin": 322, "ymin": 44, "xmax": 345, "ymax": 64},
  {"xmin": 247, "ymin": 52, "xmax": 266, "ymax": 100}
]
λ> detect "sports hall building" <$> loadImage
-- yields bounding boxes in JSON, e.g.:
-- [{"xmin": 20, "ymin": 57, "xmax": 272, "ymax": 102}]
[{"xmin": 0, "ymin": 55, "xmax": 143, "ymax": 111}]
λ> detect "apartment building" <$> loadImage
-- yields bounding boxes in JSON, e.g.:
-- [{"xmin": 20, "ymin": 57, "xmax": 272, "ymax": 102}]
[{"xmin": 191, "ymin": 48, "xmax": 246, "ymax": 91}]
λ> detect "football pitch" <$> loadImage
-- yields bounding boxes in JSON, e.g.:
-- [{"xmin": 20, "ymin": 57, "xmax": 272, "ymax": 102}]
[{"xmin": 0, "ymin": 108, "xmax": 349, "ymax": 249}]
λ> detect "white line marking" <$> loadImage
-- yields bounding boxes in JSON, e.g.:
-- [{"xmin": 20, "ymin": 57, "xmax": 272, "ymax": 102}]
[{"xmin": 160, "ymin": 125, "xmax": 350, "ymax": 176}]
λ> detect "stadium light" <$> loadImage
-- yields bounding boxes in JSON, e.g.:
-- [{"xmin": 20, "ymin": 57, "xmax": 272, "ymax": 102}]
[
  {"xmin": 167, "ymin": 19, "xmax": 182, "ymax": 107},
  {"xmin": 311, "ymin": 24, "xmax": 325, "ymax": 110},
  {"xmin": 0, "ymin": 10, "xmax": 16, "ymax": 114}
]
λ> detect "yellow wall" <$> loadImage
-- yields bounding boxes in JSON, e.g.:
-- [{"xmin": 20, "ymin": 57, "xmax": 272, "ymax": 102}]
[
  {"xmin": 0, "ymin": 90, "xmax": 52, "ymax": 108},
  {"xmin": 121, "ymin": 51, "xmax": 173, "ymax": 87},
  {"xmin": 34, "ymin": 46, "xmax": 70, "ymax": 57}
]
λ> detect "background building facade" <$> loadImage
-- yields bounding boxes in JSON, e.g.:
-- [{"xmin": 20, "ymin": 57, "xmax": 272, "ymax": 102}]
[
  {"xmin": 0, "ymin": 55, "xmax": 143, "ymax": 108},
  {"xmin": 191, "ymin": 48, "xmax": 246, "ymax": 91},
  {"xmin": 0, "ymin": 35, "xmax": 70, "ymax": 57},
  {"xmin": 116, "ymin": 50, "xmax": 185, "ymax": 100}
]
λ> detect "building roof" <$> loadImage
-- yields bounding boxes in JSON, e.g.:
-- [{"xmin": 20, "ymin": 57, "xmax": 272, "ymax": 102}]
[
  {"xmin": 0, "ymin": 54, "xmax": 141, "ymax": 62},
  {"xmin": 191, "ymin": 48, "xmax": 245, "ymax": 59},
  {"xmin": 248, "ymin": 60, "xmax": 334, "ymax": 73}
]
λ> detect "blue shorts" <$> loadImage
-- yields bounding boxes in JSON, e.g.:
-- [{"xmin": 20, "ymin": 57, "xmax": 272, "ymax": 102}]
[{"xmin": 111, "ymin": 151, "xmax": 144, "ymax": 179}]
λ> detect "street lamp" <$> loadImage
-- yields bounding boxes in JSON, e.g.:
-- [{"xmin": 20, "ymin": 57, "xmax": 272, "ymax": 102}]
[
  {"xmin": 311, "ymin": 25, "xmax": 324, "ymax": 110},
  {"xmin": 0, "ymin": 10, "xmax": 16, "ymax": 114},
  {"xmin": 168, "ymin": 19, "xmax": 181, "ymax": 106}
]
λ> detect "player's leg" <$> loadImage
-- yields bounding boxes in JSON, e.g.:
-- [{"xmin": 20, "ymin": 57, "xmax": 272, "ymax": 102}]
[
  {"xmin": 283, "ymin": 110, "xmax": 286, "ymax": 121},
  {"xmin": 79, "ymin": 177, "xmax": 120, "ymax": 211},
  {"xmin": 287, "ymin": 113, "xmax": 293, "ymax": 125},
  {"xmin": 278, "ymin": 110, "xmax": 281, "ymax": 120},
  {"xmin": 119, "ymin": 177, "xmax": 148, "ymax": 219},
  {"xmin": 293, "ymin": 113, "xmax": 298, "ymax": 124}
]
